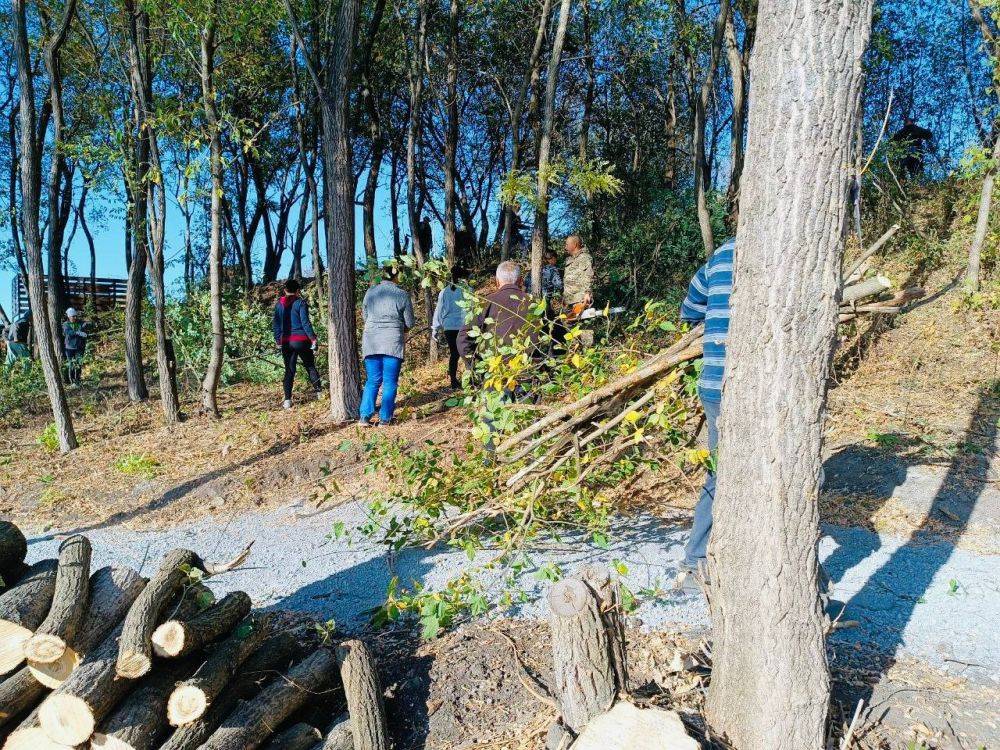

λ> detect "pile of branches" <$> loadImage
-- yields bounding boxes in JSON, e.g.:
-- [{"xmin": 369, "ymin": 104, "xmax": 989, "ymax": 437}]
[
  {"xmin": 0, "ymin": 520, "xmax": 391, "ymax": 750},
  {"xmin": 493, "ymin": 274, "xmax": 925, "ymax": 480}
]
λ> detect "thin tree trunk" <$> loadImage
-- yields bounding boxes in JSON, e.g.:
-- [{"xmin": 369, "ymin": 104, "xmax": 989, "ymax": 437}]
[
  {"xmin": 724, "ymin": 5, "xmax": 754, "ymax": 228},
  {"xmin": 966, "ymin": 135, "xmax": 997, "ymax": 291},
  {"xmin": 693, "ymin": 0, "xmax": 731, "ymax": 258},
  {"xmin": 501, "ymin": 0, "xmax": 552, "ymax": 260},
  {"xmin": 200, "ymin": 9, "xmax": 225, "ymax": 417},
  {"xmin": 363, "ymin": 143, "xmax": 384, "ymax": 269},
  {"xmin": 76, "ymin": 183, "xmax": 97, "ymax": 304},
  {"xmin": 705, "ymin": 0, "xmax": 874, "ymax": 746},
  {"xmin": 11, "ymin": 0, "xmax": 77, "ymax": 452},
  {"xmin": 443, "ymin": 0, "xmax": 461, "ymax": 267},
  {"xmin": 390, "ymin": 148, "xmax": 403, "ymax": 257},
  {"xmin": 529, "ymin": 0, "xmax": 573, "ymax": 296},
  {"xmin": 579, "ymin": 0, "xmax": 595, "ymax": 161},
  {"xmin": 42, "ymin": 0, "xmax": 78, "ymax": 348},
  {"xmin": 124, "ymin": 94, "xmax": 150, "ymax": 403}
]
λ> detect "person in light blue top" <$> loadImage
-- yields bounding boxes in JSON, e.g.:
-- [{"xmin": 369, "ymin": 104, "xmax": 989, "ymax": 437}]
[
  {"xmin": 675, "ymin": 238, "xmax": 734, "ymax": 591},
  {"xmin": 359, "ymin": 264, "xmax": 415, "ymax": 426},
  {"xmin": 432, "ymin": 266, "xmax": 471, "ymax": 389}
]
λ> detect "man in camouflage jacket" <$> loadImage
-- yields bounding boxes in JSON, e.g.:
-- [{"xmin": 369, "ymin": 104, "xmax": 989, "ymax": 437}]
[{"xmin": 562, "ymin": 235, "xmax": 594, "ymax": 309}]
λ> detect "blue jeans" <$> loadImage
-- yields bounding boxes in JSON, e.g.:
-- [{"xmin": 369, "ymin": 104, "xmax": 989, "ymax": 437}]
[
  {"xmin": 360, "ymin": 355, "xmax": 403, "ymax": 423},
  {"xmin": 684, "ymin": 397, "xmax": 719, "ymax": 568}
]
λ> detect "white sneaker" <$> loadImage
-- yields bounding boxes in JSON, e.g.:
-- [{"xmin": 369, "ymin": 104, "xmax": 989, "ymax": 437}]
[{"xmin": 282, "ymin": 399, "xmax": 292, "ymax": 410}]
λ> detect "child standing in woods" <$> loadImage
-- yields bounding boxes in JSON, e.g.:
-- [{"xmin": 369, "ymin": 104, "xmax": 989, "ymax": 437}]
[
  {"xmin": 62, "ymin": 308, "xmax": 88, "ymax": 386},
  {"xmin": 273, "ymin": 279, "xmax": 322, "ymax": 409}
]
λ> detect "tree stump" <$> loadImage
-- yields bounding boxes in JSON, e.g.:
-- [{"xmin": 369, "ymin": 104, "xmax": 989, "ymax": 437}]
[
  {"xmin": 0, "ymin": 520, "xmax": 28, "ymax": 586},
  {"xmin": 152, "ymin": 590, "xmax": 250, "ymax": 658},
  {"xmin": 199, "ymin": 646, "xmax": 338, "ymax": 750},
  {"xmin": 166, "ymin": 612, "xmax": 273, "ymax": 726},
  {"xmin": 0, "ymin": 567, "xmax": 145, "ymax": 727},
  {"xmin": 548, "ymin": 577, "xmax": 616, "ymax": 733},
  {"xmin": 581, "ymin": 566, "xmax": 628, "ymax": 694},
  {"xmin": 159, "ymin": 630, "xmax": 302, "ymax": 750},
  {"xmin": 0, "ymin": 558, "xmax": 58, "ymax": 672},
  {"xmin": 262, "ymin": 722, "xmax": 322, "ymax": 750},
  {"xmin": 337, "ymin": 639, "xmax": 389, "ymax": 750},
  {"xmin": 116, "ymin": 548, "xmax": 202, "ymax": 678},
  {"xmin": 24, "ymin": 535, "xmax": 92, "ymax": 665}
]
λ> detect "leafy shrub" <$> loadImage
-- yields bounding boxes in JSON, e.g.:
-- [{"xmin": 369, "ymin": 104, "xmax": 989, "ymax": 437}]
[
  {"xmin": 36, "ymin": 423, "xmax": 60, "ymax": 453},
  {"xmin": 113, "ymin": 453, "xmax": 162, "ymax": 479}
]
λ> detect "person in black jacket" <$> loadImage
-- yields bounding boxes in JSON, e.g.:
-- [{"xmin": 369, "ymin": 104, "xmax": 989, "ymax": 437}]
[
  {"xmin": 62, "ymin": 308, "xmax": 88, "ymax": 386},
  {"xmin": 272, "ymin": 279, "xmax": 322, "ymax": 409}
]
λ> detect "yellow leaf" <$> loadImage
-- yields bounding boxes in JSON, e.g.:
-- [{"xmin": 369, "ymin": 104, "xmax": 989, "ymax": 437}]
[
  {"xmin": 624, "ymin": 411, "xmax": 641, "ymax": 424},
  {"xmin": 571, "ymin": 354, "xmax": 584, "ymax": 368}
]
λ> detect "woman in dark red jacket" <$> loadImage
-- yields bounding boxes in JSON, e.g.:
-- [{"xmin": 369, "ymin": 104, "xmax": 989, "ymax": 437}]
[{"xmin": 272, "ymin": 279, "xmax": 322, "ymax": 408}]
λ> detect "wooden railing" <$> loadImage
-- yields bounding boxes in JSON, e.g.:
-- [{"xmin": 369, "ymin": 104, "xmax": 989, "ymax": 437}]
[{"xmin": 11, "ymin": 276, "xmax": 128, "ymax": 316}]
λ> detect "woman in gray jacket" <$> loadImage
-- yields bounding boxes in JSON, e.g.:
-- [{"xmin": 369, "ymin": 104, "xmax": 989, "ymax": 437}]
[
  {"xmin": 431, "ymin": 266, "xmax": 470, "ymax": 389},
  {"xmin": 359, "ymin": 264, "xmax": 415, "ymax": 426}
]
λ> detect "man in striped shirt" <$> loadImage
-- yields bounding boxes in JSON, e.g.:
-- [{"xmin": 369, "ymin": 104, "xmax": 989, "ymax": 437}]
[{"xmin": 676, "ymin": 238, "xmax": 734, "ymax": 592}]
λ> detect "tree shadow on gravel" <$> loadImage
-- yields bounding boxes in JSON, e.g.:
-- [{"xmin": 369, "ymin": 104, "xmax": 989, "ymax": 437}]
[{"xmin": 826, "ymin": 382, "xmax": 997, "ymax": 722}]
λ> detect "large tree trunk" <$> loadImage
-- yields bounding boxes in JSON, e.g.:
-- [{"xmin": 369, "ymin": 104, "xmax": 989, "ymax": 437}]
[
  {"xmin": 966, "ymin": 133, "xmax": 998, "ymax": 291},
  {"xmin": 529, "ymin": 0, "xmax": 573, "ymax": 295},
  {"xmin": 0, "ymin": 559, "xmax": 58, "ymax": 673},
  {"xmin": 442, "ymin": 0, "xmax": 461, "ymax": 267},
  {"xmin": 200, "ymin": 11, "xmax": 225, "ymax": 417},
  {"xmin": 319, "ymin": 0, "xmax": 363, "ymax": 422},
  {"xmin": 11, "ymin": 0, "xmax": 78, "ymax": 453},
  {"xmin": 337, "ymin": 639, "xmax": 389, "ymax": 750},
  {"xmin": 692, "ymin": 0, "xmax": 731, "ymax": 258},
  {"xmin": 705, "ymin": 1, "xmax": 874, "ymax": 747}
]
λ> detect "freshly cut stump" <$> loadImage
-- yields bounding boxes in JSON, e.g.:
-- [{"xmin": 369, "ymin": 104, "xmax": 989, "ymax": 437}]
[
  {"xmin": 2, "ymin": 725, "xmax": 74, "ymax": 750},
  {"xmin": 0, "ymin": 558, "xmax": 58, "ymax": 672},
  {"xmin": 199, "ymin": 647, "xmax": 339, "ymax": 750},
  {"xmin": 166, "ymin": 612, "xmax": 273, "ymax": 726},
  {"xmin": 337, "ymin": 639, "xmax": 389, "ymax": 750},
  {"xmin": 38, "ymin": 586, "xmax": 207, "ymax": 746},
  {"xmin": 261, "ymin": 722, "xmax": 322, "ymax": 750},
  {"xmin": 152, "ymin": 591, "xmax": 250, "ymax": 658},
  {"xmin": 0, "ymin": 520, "xmax": 28, "ymax": 585},
  {"xmin": 548, "ymin": 577, "xmax": 616, "ymax": 733},
  {"xmin": 91, "ymin": 660, "xmax": 196, "ymax": 750},
  {"xmin": 319, "ymin": 714, "xmax": 354, "ymax": 750},
  {"xmin": 570, "ymin": 701, "xmax": 699, "ymax": 750},
  {"xmin": 116, "ymin": 548, "xmax": 201, "ymax": 679},
  {"xmin": 24, "ymin": 535, "xmax": 92, "ymax": 665},
  {"xmin": 160, "ymin": 630, "xmax": 302, "ymax": 750}
]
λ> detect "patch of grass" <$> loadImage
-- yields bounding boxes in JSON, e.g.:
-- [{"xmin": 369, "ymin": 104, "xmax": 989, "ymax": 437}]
[
  {"xmin": 36, "ymin": 423, "xmax": 59, "ymax": 453},
  {"xmin": 37, "ymin": 486, "xmax": 70, "ymax": 511},
  {"xmin": 866, "ymin": 431, "xmax": 904, "ymax": 450},
  {"xmin": 113, "ymin": 453, "xmax": 162, "ymax": 479}
]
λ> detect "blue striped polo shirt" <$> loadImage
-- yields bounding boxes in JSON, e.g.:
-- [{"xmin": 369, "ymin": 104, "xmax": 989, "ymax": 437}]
[{"xmin": 679, "ymin": 239, "xmax": 734, "ymax": 404}]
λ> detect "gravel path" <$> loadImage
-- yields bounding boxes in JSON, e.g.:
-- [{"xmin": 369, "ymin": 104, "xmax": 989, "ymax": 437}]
[{"xmin": 24, "ymin": 496, "xmax": 1000, "ymax": 685}]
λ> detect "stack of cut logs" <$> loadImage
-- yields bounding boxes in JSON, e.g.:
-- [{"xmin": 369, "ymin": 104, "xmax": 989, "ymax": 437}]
[
  {"xmin": 0, "ymin": 520, "xmax": 390, "ymax": 750},
  {"xmin": 496, "ymin": 268, "xmax": 925, "ymax": 479}
]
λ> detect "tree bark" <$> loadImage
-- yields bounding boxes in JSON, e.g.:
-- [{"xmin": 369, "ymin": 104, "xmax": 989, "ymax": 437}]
[
  {"xmin": 199, "ymin": 647, "xmax": 339, "ymax": 750},
  {"xmin": 547, "ymin": 578, "xmax": 616, "ymax": 734},
  {"xmin": 262, "ymin": 722, "xmax": 322, "ymax": 750},
  {"xmin": 530, "ymin": 0, "xmax": 573, "ymax": 295},
  {"xmin": 166, "ymin": 613, "xmax": 274, "ymax": 726},
  {"xmin": 318, "ymin": 714, "xmax": 354, "ymax": 750},
  {"xmin": 116, "ymin": 549, "xmax": 203, "ymax": 679},
  {"xmin": 160, "ymin": 630, "xmax": 302, "ymax": 750},
  {"xmin": 705, "ymin": 1, "xmax": 874, "ymax": 746},
  {"xmin": 24, "ymin": 535, "xmax": 92, "ymax": 665},
  {"xmin": 0, "ymin": 521, "xmax": 27, "ymax": 585},
  {"xmin": 11, "ymin": 0, "xmax": 78, "ymax": 453},
  {"xmin": 199, "ymin": 8, "xmax": 225, "ymax": 417},
  {"xmin": 0, "ymin": 558, "xmax": 58, "ymax": 673},
  {"xmin": 724, "ymin": 3, "xmax": 755, "ymax": 228},
  {"xmin": 337, "ymin": 639, "xmax": 389, "ymax": 750},
  {"xmin": 151, "ymin": 591, "xmax": 250, "ymax": 659}
]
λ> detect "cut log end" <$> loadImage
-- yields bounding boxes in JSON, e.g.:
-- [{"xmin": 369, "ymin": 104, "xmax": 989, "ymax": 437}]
[
  {"xmin": 116, "ymin": 650, "xmax": 153, "ymax": 679},
  {"xmin": 152, "ymin": 621, "xmax": 187, "ymax": 657},
  {"xmin": 167, "ymin": 684, "xmax": 209, "ymax": 726},
  {"xmin": 91, "ymin": 732, "xmax": 140, "ymax": 750},
  {"xmin": 4, "ymin": 726, "xmax": 72, "ymax": 750},
  {"xmin": 39, "ymin": 692, "xmax": 96, "ymax": 746},
  {"xmin": 23, "ymin": 632, "xmax": 69, "ymax": 664},
  {"xmin": 28, "ymin": 644, "xmax": 81, "ymax": 688},
  {"xmin": 0, "ymin": 619, "xmax": 34, "ymax": 672},
  {"xmin": 547, "ymin": 578, "xmax": 592, "ymax": 618}
]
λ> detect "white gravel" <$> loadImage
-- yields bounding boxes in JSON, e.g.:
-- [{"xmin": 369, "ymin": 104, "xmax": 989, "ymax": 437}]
[{"xmin": 24, "ymin": 500, "xmax": 1000, "ymax": 684}]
